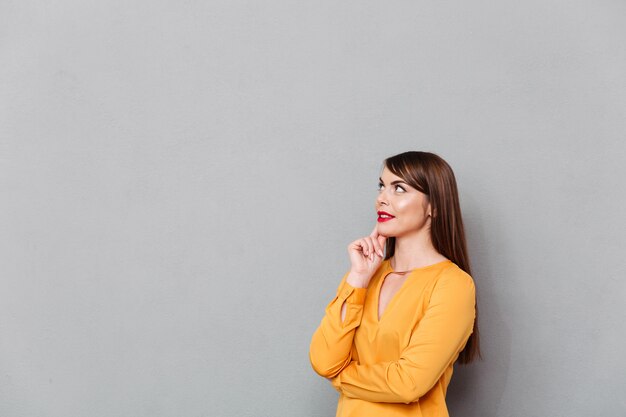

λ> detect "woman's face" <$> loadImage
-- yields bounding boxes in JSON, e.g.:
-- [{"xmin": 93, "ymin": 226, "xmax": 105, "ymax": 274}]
[{"xmin": 375, "ymin": 166, "xmax": 432, "ymax": 238}]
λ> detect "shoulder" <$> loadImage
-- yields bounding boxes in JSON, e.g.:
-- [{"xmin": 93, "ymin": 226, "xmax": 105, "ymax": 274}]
[
  {"xmin": 432, "ymin": 262, "xmax": 475, "ymax": 295},
  {"xmin": 422, "ymin": 263, "xmax": 476, "ymax": 315}
]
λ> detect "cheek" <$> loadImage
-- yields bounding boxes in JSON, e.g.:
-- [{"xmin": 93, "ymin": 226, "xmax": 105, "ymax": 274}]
[
  {"xmin": 394, "ymin": 199, "xmax": 426, "ymax": 226},
  {"xmin": 396, "ymin": 198, "xmax": 420, "ymax": 215},
  {"xmin": 395, "ymin": 199, "xmax": 410, "ymax": 211}
]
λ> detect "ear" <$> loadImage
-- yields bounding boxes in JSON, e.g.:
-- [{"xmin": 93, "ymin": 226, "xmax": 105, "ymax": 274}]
[{"xmin": 427, "ymin": 202, "xmax": 436, "ymax": 218}]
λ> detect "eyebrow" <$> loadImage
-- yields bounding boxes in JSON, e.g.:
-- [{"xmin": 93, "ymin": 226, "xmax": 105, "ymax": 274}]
[{"xmin": 379, "ymin": 177, "xmax": 407, "ymax": 186}]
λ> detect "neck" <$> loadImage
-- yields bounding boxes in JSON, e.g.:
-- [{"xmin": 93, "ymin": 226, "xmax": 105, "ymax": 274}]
[{"xmin": 390, "ymin": 227, "xmax": 446, "ymax": 271}]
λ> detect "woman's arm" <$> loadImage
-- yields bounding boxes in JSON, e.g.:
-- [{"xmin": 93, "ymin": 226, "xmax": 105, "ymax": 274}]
[
  {"xmin": 309, "ymin": 271, "xmax": 368, "ymax": 378},
  {"xmin": 330, "ymin": 270, "xmax": 476, "ymax": 404}
]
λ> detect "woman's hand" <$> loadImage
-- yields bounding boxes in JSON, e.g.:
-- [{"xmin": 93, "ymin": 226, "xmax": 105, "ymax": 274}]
[{"xmin": 346, "ymin": 224, "xmax": 387, "ymax": 287}]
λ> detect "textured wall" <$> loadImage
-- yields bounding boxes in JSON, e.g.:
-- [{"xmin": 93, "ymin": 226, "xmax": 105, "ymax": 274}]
[{"xmin": 1, "ymin": 1, "xmax": 625, "ymax": 416}]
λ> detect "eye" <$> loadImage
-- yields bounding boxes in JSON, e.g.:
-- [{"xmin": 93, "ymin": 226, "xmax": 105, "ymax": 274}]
[{"xmin": 377, "ymin": 182, "xmax": 406, "ymax": 192}]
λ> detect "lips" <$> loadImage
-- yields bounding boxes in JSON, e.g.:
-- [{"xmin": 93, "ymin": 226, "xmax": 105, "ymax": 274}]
[{"xmin": 377, "ymin": 211, "xmax": 395, "ymax": 222}]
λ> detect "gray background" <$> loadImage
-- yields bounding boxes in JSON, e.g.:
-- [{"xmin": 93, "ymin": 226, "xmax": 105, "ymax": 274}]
[{"xmin": 1, "ymin": 1, "xmax": 625, "ymax": 416}]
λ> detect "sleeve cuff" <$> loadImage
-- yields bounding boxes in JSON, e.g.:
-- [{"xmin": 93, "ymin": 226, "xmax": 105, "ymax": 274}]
[{"xmin": 337, "ymin": 279, "xmax": 368, "ymax": 305}]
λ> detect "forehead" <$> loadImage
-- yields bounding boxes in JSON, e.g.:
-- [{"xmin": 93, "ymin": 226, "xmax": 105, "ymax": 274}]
[{"xmin": 379, "ymin": 166, "xmax": 405, "ymax": 182}]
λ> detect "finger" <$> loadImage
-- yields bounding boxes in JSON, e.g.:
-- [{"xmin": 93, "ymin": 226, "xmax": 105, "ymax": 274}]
[
  {"xmin": 372, "ymin": 235, "xmax": 385, "ymax": 257},
  {"xmin": 364, "ymin": 233, "xmax": 381, "ymax": 257},
  {"xmin": 348, "ymin": 240, "xmax": 365, "ymax": 258},
  {"xmin": 366, "ymin": 236, "xmax": 379, "ymax": 259},
  {"xmin": 363, "ymin": 237, "xmax": 374, "ymax": 260},
  {"xmin": 364, "ymin": 237, "xmax": 376, "ymax": 260},
  {"xmin": 360, "ymin": 238, "xmax": 369, "ymax": 256},
  {"xmin": 356, "ymin": 239, "xmax": 368, "ymax": 256},
  {"xmin": 371, "ymin": 225, "xmax": 385, "ymax": 255}
]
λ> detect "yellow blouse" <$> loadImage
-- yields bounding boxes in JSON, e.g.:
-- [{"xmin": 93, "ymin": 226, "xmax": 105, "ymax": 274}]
[{"xmin": 309, "ymin": 258, "xmax": 476, "ymax": 417}]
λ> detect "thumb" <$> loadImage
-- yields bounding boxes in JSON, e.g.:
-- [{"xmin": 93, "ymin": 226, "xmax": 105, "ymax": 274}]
[{"xmin": 377, "ymin": 233, "xmax": 387, "ymax": 247}]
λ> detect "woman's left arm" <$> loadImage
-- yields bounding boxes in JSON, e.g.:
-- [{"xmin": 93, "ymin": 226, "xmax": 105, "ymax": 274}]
[{"xmin": 329, "ymin": 270, "xmax": 476, "ymax": 404}]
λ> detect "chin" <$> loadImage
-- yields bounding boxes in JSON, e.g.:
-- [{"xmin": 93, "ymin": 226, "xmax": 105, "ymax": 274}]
[{"xmin": 377, "ymin": 228, "xmax": 395, "ymax": 238}]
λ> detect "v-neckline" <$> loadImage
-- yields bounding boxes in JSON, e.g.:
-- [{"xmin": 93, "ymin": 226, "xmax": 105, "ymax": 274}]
[
  {"xmin": 375, "ymin": 258, "xmax": 452, "ymax": 323},
  {"xmin": 376, "ymin": 263, "xmax": 410, "ymax": 323}
]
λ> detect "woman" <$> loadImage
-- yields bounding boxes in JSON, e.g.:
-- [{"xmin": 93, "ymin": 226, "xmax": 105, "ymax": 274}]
[{"xmin": 309, "ymin": 151, "xmax": 480, "ymax": 417}]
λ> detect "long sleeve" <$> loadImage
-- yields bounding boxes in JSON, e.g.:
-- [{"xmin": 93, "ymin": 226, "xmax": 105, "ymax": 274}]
[
  {"xmin": 309, "ymin": 271, "xmax": 368, "ymax": 378},
  {"xmin": 331, "ymin": 270, "xmax": 476, "ymax": 404}
]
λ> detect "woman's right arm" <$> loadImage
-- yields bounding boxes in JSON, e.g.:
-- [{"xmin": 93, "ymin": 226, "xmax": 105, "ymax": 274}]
[
  {"xmin": 308, "ymin": 271, "xmax": 369, "ymax": 379},
  {"xmin": 309, "ymin": 224, "xmax": 386, "ymax": 379}
]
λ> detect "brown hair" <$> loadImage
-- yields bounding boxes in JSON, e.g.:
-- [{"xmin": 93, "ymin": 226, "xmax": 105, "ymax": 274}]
[{"xmin": 382, "ymin": 151, "xmax": 481, "ymax": 364}]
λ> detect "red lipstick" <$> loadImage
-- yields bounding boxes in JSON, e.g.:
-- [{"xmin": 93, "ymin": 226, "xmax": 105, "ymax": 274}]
[{"xmin": 377, "ymin": 211, "xmax": 395, "ymax": 223}]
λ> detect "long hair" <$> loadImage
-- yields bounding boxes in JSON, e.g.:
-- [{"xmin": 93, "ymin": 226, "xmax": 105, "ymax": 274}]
[{"xmin": 382, "ymin": 151, "xmax": 481, "ymax": 364}]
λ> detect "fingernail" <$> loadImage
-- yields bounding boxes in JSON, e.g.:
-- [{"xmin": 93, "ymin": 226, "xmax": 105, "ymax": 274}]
[{"xmin": 378, "ymin": 250, "xmax": 383, "ymax": 257}]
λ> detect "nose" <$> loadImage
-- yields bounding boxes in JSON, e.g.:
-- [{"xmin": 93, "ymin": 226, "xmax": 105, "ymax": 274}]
[{"xmin": 376, "ymin": 190, "xmax": 388, "ymax": 208}]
